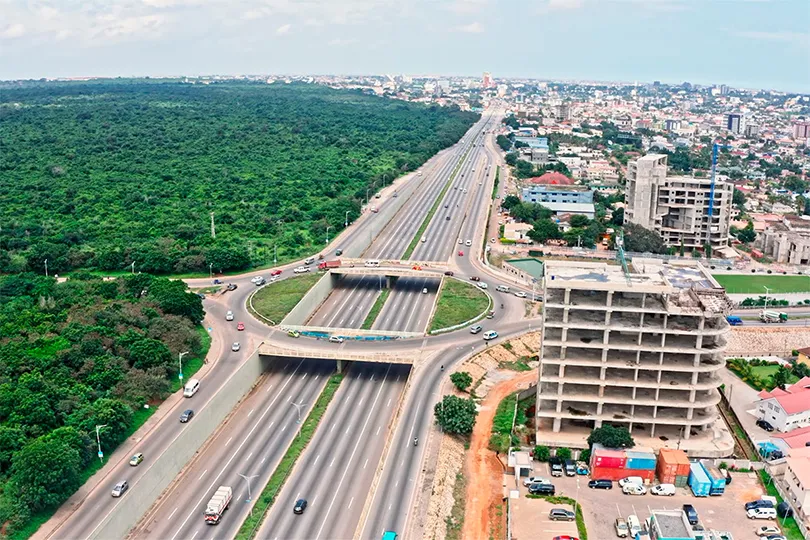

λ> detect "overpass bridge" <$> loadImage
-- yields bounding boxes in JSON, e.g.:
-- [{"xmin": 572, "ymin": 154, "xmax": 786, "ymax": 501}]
[
  {"xmin": 258, "ymin": 343, "xmax": 421, "ymax": 370},
  {"xmin": 325, "ymin": 258, "xmax": 450, "ymax": 279}
]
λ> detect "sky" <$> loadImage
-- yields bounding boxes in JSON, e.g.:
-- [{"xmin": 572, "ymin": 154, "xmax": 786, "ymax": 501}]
[{"xmin": 1, "ymin": 0, "xmax": 808, "ymax": 92}]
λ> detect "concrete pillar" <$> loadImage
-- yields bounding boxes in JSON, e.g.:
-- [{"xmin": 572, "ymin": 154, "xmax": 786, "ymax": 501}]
[
  {"xmin": 336, "ymin": 359, "xmax": 343, "ymax": 373},
  {"xmin": 387, "ymin": 275, "xmax": 396, "ymax": 289},
  {"xmin": 552, "ymin": 417, "xmax": 562, "ymax": 432},
  {"xmin": 684, "ymin": 425, "xmax": 692, "ymax": 440}
]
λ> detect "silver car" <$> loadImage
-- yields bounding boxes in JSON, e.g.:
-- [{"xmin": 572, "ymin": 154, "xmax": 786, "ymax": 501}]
[{"xmin": 111, "ymin": 481, "xmax": 129, "ymax": 498}]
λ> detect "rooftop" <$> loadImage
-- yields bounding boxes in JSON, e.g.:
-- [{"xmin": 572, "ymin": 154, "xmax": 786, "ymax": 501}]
[
  {"xmin": 540, "ymin": 202, "xmax": 595, "ymax": 214},
  {"xmin": 527, "ymin": 172, "xmax": 576, "ymax": 185},
  {"xmin": 758, "ymin": 377, "xmax": 810, "ymax": 415},
  {"xmin": 774, "ymin": 425, "xmax": 810, "ymax": 449},
  {"xmin": 505, "ymin": 258, "xmax": 544, "ymax": 280},
  {"xmin": 786, "ymin": 452, "xmax": 810, "ymax": 488},
  {"xmin": 651, "ymin": 510, "xmax": 693, "ymax": 538}
]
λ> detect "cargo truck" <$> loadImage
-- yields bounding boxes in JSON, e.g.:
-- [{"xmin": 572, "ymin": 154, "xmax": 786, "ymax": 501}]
[
  {"xmin": 318, "ymin": 260, "xmax": 341, "ymax": 271},
  {"xmin": 204, "ymin": 486, "xmax": 232, "ymax": 525},
  {"xmin": 759, "ymin": 310, "xmax": 788, "ymax": 323}
]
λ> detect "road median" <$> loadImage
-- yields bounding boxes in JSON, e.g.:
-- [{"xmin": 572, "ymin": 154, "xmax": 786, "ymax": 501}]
[{"xmin": 361, "ymin": 289, "xmax": 391, "ymax": 330}]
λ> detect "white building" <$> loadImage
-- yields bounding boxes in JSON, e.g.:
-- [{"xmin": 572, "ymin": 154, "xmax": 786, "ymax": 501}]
[{"xmin": 756, "ymin": 377, "xmax": 810, "ymax": 432}]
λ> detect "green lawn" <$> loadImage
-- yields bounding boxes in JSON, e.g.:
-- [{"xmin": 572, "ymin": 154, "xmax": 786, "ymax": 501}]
[
  {"xmin": 361, "ymin": 289, "xmax": 390, "ymax": 330},
  {"xmin": 429, "ymin": 279, "xmax": 490, "ymax": 332},
  {"xmin": 714, "ymin": 274, "xmax": 810, "ymax": 294},
  {"xmin": 249, "ymin": 274, "xmax": 322, "ymax": 324}
]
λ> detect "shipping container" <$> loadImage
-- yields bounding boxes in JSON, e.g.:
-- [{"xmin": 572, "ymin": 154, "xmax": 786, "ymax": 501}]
[
  {"xmin": 625, "ymin": 449, "xmax": 656, "ymax": 470},
  {"xmin": 688, "ymin": 462, "xmax": 711, "ymax": 497},
  {"xmin": 674, "ymin": 474, "xmax": 688, "ymax": 488},
  {"xmin": 590, "ymin": 466, "xmax": 654, "ymax": 483},
  {"xmin": 657, "ymin": 448, "xmax": 691, "ymax": 483},
  {"xmin": 699, "ymin": 460, "xmax": 726, "ymax": 495},
  {"xmin": 590, "ymin": 444, "xmax": 627, "ymax": 469}
]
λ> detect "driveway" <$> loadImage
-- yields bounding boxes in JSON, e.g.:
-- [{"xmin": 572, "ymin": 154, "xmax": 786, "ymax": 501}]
[{"xmin": 718, "ymin": 367, "xmax": 774, "ymax": 443}]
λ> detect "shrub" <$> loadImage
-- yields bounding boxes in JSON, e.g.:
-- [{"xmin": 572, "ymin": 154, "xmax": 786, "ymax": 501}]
[
  {"xmin": 556, "ymin": 447, "xmax": 572, "ymax": 460},
  {"xmin": 534, "ymin": 445, "xmax": 551, "ymax": 462}
]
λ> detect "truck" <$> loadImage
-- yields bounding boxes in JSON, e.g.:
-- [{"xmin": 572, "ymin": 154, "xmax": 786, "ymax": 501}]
[
  {"xmin": 760, "ymin": 310, "xmax": 788, "ymax": 323},
  {"xmin": 725, "ymin": 315, "xmax": 743, "ymax": 326},
  {"xmin": 204, "ymin": 486, "xmax": 232, "ymax": 525},
  {"xmin": 318, "ymin": 260, "xmax": 341, "ymax": 271}
]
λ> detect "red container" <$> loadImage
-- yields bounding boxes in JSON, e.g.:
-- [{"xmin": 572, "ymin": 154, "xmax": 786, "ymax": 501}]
[
  {"xmin": 590, "ymin": 466, "xmax": 655, "ymax": 483},
  {"xmin": 591, "ymin": 447, "xmax": 627, "ymax": 469},
  {"xmin": 657, "ymin": 448, "xmax": 690, "ymax": 484}
]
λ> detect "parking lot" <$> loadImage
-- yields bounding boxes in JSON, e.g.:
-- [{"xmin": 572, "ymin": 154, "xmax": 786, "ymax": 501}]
[
  {"xmin": 511, "ymin": 493, "xmax": 578, "ymax": 540},
  {"xmin": 519, "ymin": 462, "xmax": 781, "ymax": 539}
]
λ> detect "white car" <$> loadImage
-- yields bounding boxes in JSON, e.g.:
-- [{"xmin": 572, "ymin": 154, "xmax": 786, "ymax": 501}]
[
  {"xmin": 225, "ymin": 311, "xmax": 234, "ymax": 321},
  {"xmin": 522, "ymin": 476, "xmax": 551, "ymax": 487},
  {"xmin": 483, "ymin": 330, "xmax": 498, "ymax": 341},
  {"xmin": 650, "ymin": 483, "xmax": 676, "ymax": 496},
  {"xmin": 422, "ymin": 288, "xmax": 428, "ymax": 294},
  {"xmin": 329, "ymin": 336, "xmax": 344, "ymax": 344},
  {"xmin": 250, "ymin": 276, "xmax": 262, "ymax": 283},
  {"xmin": 477, "ymin": 282, "xmax": 488, "ymax": 290},
  {"xmin": 514, "ymin": 291, "xmax": 527, "ymax": 298},
  {"xmin": 231, "ymin": 342, "xmax": 240, "ymax": 352},
  {"xmin": 293, "ymin": 266, "xmax": 309, "ymax": 274},
  {"xmin": 465, "ymin": 240, "xmax": 472, "ymax": 246},
  {"xmin": 458, "ymin": 239, "xmax": 463, "ymax": 245},
  {"xmin": 756, "ymin": 526, "xmax": 782, "ymax": 536},
  {"xmin": 622, "ymin": 483, "xmax": 646, "ymax": 495},
  {"xmin": 618, "ymin": 476, "xmax": 643, "ymax": 488}
]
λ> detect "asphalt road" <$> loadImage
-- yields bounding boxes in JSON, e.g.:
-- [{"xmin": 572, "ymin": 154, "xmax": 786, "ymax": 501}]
[{"xmin": 130, "ymin": 359, "xmax": 334, "ymax": 540}]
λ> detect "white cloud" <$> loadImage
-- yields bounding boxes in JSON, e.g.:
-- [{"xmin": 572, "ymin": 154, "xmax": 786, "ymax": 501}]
[
  {"xmin": 734, "ymin": 30, "xmax": 810, "ymax": 47},
  {"xmin": 276, "ymin": 23, "xmax": 292, "ymax": 35},
  {"xmin": 456, "ymin": 21, "xmax": 483, "ymax": 33},
  {"xmin": 0, "ymin": 23, "xmax": 25, "ymax": 39}
]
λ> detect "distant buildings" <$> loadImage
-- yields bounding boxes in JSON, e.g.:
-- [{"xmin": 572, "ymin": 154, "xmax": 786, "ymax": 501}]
[
  {"xmin": 482, "ymin": 72, "xmax": 493, "ymax": 89},
  {"xmin": 794, "ymin": 121, "xmax": 810, "ymax": 140},
  {"xmin": 725, "ymin": 112, "xmax": 745, "ymax": 135},
  {"xmin": 759, "ymin": 215, "xmax": 810, "ymax": 264},
  {"xmin": 550, "ymin": 101, "xmax": 571, "ymax": 122},
  {"xmin": 625, "ymin": 154, "xmax": 732, "ymax": 251},
  {"xmin": 520, "ymin": 172, "xmax": 595, "ymax": 218}
]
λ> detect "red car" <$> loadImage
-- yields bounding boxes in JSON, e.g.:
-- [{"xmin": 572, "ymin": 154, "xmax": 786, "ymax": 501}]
[
  {"xmin": 237, "ymin": 322, "xmax": 245, "ymax": 331},
  {"xmin": 470, "ymin": 276, "xmax": 480, "ymax": 281},
  {"xmin": 552, "ymin": 537, "xmax": 579, "ymax": 540},
  {"xmin": 271, "ymin": 269, "xmax": 282, "ymax": 276},
  {"xmin": 457, "ymin": 250, "xmax": 464, "ymax": 256}
]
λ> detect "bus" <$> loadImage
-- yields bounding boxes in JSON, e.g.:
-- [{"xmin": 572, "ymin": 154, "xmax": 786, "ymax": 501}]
[{"xmin": 382, "ymin": 532, "xmax": 397, "ymax": 540}]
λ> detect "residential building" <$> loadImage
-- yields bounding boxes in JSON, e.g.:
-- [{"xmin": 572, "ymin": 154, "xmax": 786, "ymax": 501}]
[
  {"xmin": 795, "ymin": 347, "xmax": 810, "ymax": 367},
  {"xmin": 536, "ymin": 259, "xmax": 733, "ymax": 451},
  {"xmin": 794, "ymin": 121, "xmax": 810, "ymax": 140},
  {"xmin": 756, "ymin": 377, "xmax": 810, "ymax": 432},
  {"xmin": 521, "ymin": 185, "xmax": 594, "ymax": 205},
  {"xmin": 665, "ymin": 119, "xmax": 681, "ymax": 132},
  {"xmin": 759, "ymin": 215, "xmax": 810, "ymax": 264},
  {"xmin": 780, "ymin": 446, "xmax": 810, "ymax": 532},
  {"xmin": 625, "ymin": 154, "xmax": 733, "ymax": 250},
  {"xmin": 539, "ymin": 202, "xmax": 595, "ymax": 219},
  {"xmin": 648, "ymin": 510, "xmax": 695, "ymax": 540},
  {"xmin": 503, "ymin": 222, "xmax": 532, "ymax": 243},
  {"xmin": 551, "ymin": 102, "xmax": 571, "ymax": 122},
  {"xmin": 482, "ymin": 72, "xmax": 493, "ymax": 89},
  {"xmin": 725, "ymin": 112, "xmax": 745, "ymax": 135}
]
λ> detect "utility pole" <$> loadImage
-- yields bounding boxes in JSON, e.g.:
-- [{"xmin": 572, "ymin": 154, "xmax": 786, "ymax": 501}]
[
  {"xmin": 273, "ymin": 245, "xmax": 277, "ymax": 265},
  {"xmin": 44, "ymin": 259, "xmax": 48, "ymax": 277},
  {"xmin": 210, "ymin": 212, "xmax": 216, "ymax": 239},
  {"xmin": 764, "ymin": 286, "xmax": 771, "ymax": 311},
  {"xmin": 131, "ymin": 261, "xmax": 136, "ymax": 274},
  {"xmin": 95, "ymin": 424, "xmax": 108, "ymax": 463},
  {"xmin": 345, "ymin": 210, "xmax": 350, "ymax": 228},
  {"xmin": 209, "ymin": 263, "xmax": 213, "ymax": 281},
  {"xmin": 291, "ymin": 401, "xmax": 307, "ymax": 438},
  {"xmin": 326, "ymin": 226, "xmax": 331, "ymax": 245},
  {"xmin": 238, "ymin": 473, "xmax": 259, "ymax": 516},
  {"xmin": 178, "ymin": 351, "xmax": 189, "ymax": 381}
]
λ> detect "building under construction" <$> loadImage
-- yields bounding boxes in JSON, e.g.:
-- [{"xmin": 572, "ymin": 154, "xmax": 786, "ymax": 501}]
[{"xmin": 535, "ymin": 258, "xmax": 735, "ymax": 456}]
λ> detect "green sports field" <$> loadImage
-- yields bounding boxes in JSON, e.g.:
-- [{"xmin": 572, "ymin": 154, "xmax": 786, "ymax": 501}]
[{"xmin": 713, "ymin": 274, "xmax": 810, "ymax": 294}]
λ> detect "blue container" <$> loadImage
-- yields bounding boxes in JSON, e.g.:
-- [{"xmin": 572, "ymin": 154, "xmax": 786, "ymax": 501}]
[
  {"xmin": 688, "ymin": 462, "xmax": 711, "ymax": 497},
  {"xmin": 700, "ymin": 460, "xmax": 726, "ymax": 495},
  {"xmin": 625, "ymin": 451, "xmax": 657, "ymax": 470}
]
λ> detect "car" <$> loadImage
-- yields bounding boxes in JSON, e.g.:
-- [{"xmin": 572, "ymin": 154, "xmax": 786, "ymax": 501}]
[
  {"xmin": 748, "ymin": 507, "xmax": 778, "ymax": 519},
  {"xmin": 550, "ymin": 461, "xmax": 564, "ymax": 477},
  {"xmin": 293, "ymin": 498, "xmax": 308, "ymax": 514},
  {"xmin": 232, "ymin": 342, "xmax": 241, "ymax": 352},
  {"xmin": 444, "ymin": 204, "xmax": 449, "ymax": 208},
  {"xmin": 483, "ymin": 330, "xmax": 498, "ymax": 340},
  {"xmin": 477, "ymin": 282, "xmax": 488, "ymax": 289},
  {"xmin": 111, "ymin": 481, "xmax": 129, "ymax": 498},
  {"xmin": 756, "ymin": 526, "xmax": 782, "ymax": 536},
  {"xmin": 622, "ymin": 483, "xmax": 647, "ymax": 495},
  {"xmin": 588, "ymin": 479, "xmax": 613, "ymax": 489},
  {"xmin": 445, "ymin": 216, "xmax": 451, "ymax": 221},
  {"xmin": 650, "ymin": 483, "xmax": 676, "ymax": 496},
  {"xmin": 225, "ymin": 311, "xmax": 234, "ymax": 321},
  {"xmin": 490, "ymin": 238, "xmax": 495, "ymax": 243},
  {"xmin": 458, "ymin": 239, "xmax": 463, "ymax": 244},
  {"xmin": 287, "ymin": 329, "xmax": 300, "ymax": 338},
  {"xmin": 237, "ymin": 322, "xmax": 245, "ymax": 331},
  {"xmin": 465, "ymin": 240, "xmax": 472, "ymax": 246},
  {"xmin": 551, "ymin": 537, "xmax": 579, "ymax": 540},
  {"xmin": 682, "ymin": 504, "xmax": 699, "ymax": 525},
  {"xmin": 615, "ymin": 517, "xmax": 629, "ymax": 538},
  {"xmin": 180, "ymin": 409, "xmax": 194, "ymax": 423},
  {"xmin": 271, "ymin": 269, "xmax": 282, "ymax": 276},
  {"xmin": 458, "ymin": 250, "xmax": 464, "ymax": 256},
  {"xmin": 486, "ymin": 310, "xmax": 494, "ymax": 319},
  {"xmin": 254, "ymin": 277, "xmax": 266, "ymax": 286},
  {"xmin": 618, "ymin": 477, "xmax": 643, "ymax": 488},
  {"xmin": 335, "ymin": 249, "xmax": 343, "ymax": 256},
  {"xmin": 469, "ymin": 276, "xmax": 480, "ymax": 281},
  {"xmin": 470, "ymin": 325, "xmax": 483, "ymax": 334},
  {"xmin": 528, "ymin": 482, "xmax": 555, "ymax": 495},
  {"xmin": 129, "ymin": 453, "xmax": 144, "ymax": 466},
  {"xmin": 746, "ymin": 499, "xmax": 775, "ymax": 510},
  {"xmin": 522, "ymin": 476, "xmax": 551, "ymax": 487},
  {"xmin": 329, "ymin": 336, "xmax": 344, "ymax": 344},
  {"xmin": 226, "ymin": 283, "xmax": 237, "ymax": 291},
  {"xmin": 251, "ymin": 276, "xmax": 263, "ymax": 283},
  {"xmin": 422, "ymin": 288, "xmax": 428, "ymax": 294},
  {"xmin": 514, "ymin": 291, "xmax": 527, "ymax": 298},
  {"xmin": 293, "ymin": 266, "xmax": 309, "ymax": 273},
  {"xmin": 548, "ymin": 508, "xmax": 575, "ymax": 521},
  {"xmin": 196, "ymin": 293, "xmax": 206, "ymax": 299},
  {"xmin": 760, "ymin": 536, "xmax": 786, "ymax": 540},
  {"xmin": 444, "ymin": 271, "xmax": 454, "ymax": 276},
  {"xmin": 756, "ymin": 419, "xmax": 775, "ymax": 432}
]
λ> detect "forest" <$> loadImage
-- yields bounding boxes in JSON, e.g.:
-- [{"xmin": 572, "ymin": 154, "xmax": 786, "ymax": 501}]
[
  {"xmin": 0, "ymin": 82, "xmax": 478, "ymax": 275},
  {"xmin": 0, "ymin": 272, "xmax": 205, "ymax": 535}
]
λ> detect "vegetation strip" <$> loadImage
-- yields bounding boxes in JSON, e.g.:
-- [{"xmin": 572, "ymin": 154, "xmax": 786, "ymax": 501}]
[
  {"xmin": 403, "ymin": 142, "xmax": 475, "ymax": 259},
  {"xmin": 491, "ymin": 166, "xmax": 500, "ymax": 199},
  {"xmin": 429, "ymin": 279, "xmax": 490, "ymax": 332},
  {"xmin": 361, "ymin": 289, "xmax": 391, "ymax": 330},
  {"xmin": 713, "ymin": 274, "xmax": 810, "ymax": 294},
  {"xmin": 248, "ymin": 273, "xmax": 322, "ymax": 324},
  {"xmin": 236, "ymin": 372, "xmax": 344, "ymax": 540}
]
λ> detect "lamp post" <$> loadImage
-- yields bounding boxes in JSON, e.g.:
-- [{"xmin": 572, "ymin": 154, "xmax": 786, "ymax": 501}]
[
  {"xmin": 238, "ymin": 473, "xmax": 259, "ymax": 516},
  {"xmin": 345, "ymin": 210, "xmax": 350, "ymax": 228},
  {"xmin": 209, "ymin": 263, "xmax": 213, "ymax": 281},
  {"xmin": 273, "ymin": 244, "xmax": 278, "ymax": 265},
  {"xmin": 44, "ymin": 259, "xmax": 49, "ymax": 277},
  {"xmin": 131, "ymin": 261, "xmax": 136, "ymax": 274},
  {"xmin": 366, "ymin": 188, "xmax": 371, "ymax": 205},
  {"xmin": 291, "ymin": 401, "xmax": 307, "ymax": 438},
  {"xmin": 178, "ymin": 351, "xmax": 189, "ymax": 381},
  {"xmin": 326, "ymin": 226, "xmax": 331, "ymax": 245},
  {"xmin": 763, "ymin": 286, "xmax": 771, "ymax": 310},
  {"xmin": 95, "ymin": 424, "xmax": 108, "ymax": 463}
]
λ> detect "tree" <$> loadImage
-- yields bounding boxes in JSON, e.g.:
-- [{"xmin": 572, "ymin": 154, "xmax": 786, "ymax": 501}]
[
  {"xmin": 127, "ymin": 338, "xmax": 173, "ymax": 372},
  {"xmin": 488, "ymin": 433, "xmax": 511, "ymax": 454},
  {"xmin": 501, "ymin": 194, "xmax": 521, "ymax": 211},
  {"xmin": 737, "ymin": 221, "xmax": 756, "ymax": 243},
  {"xmin": 434, "ymin": 395, "xmax": 477, "ymax": 435},
  {"xmin": 587, "ymin": 425, "xmax": 635, "ymax": 449},
  {"xmin": 505, "ymin": 152, "xmax": 518, "ymax": 166},
  {"xmin": 772, "ymin": 365, "xmax": 793, "ymax": 390},
  {"xmin": 147, "ymin": 278, "xmax": 204, "ymax": 322},
  {"xmin": 579, "ymin": 448, "xmax": 591, "ymax": 463},
  {"xmin": 496, "ymin": 135, "xmax": 511, "ymax": 152},
  {"xmin": 563, "ymin": 227, "xmax": 595, "ymax": 248},
  {"xmin": 704, "ymin": 243, "xmax": 712, "ymax": 259},
  {"xmin": 515, "ymin": 160, "xmax": 535, "ymax": 178},
  {"xmin": 555, "ymin": 447, "xmax": 572, "ymax": 460},
  {"xmin": 450, "ymin": 372, "xmax": 473, "ymax": 392},
  {"xmin": 528, "ymin": 219, "xmax": 562, "ymax": 243},
  {"xmin": 569, "ymin": 214, "xmax": 590, "ymax": 228},
  {"xmin": 622, "ymin": 222, "xmax": 667, "ymax": 254},
  {"xmin": 0, "ymin": 427, "xmax": 27, "ymax": 473},
  {"xmin": 9, "ymin": 436, "xmax": 82, "ymax": 512},
  {"xmin": 610, "ymin": 207, "xmax": 624, "ymax": 226},
  {"xmin": 533, "ymin": 445, "xmax": 551, "ymax": 462}
]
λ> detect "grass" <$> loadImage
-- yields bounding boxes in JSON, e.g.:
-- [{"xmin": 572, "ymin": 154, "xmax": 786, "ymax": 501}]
[
  {"xmin": 10, "ymin": 325, "xmax": 211, "ymax": 540},
  {"xmin": 429, "ymin": 279, "xmax": 490, "ymax": 332},
  {"xmin": 445, "ymin": 471, "xmax": 468, "ymax": 540},
  {"xmin": 403, "ymin": 142, "xmax": 473, "ymax": 259},
  {"xmin": 361, "ymin": 288, "xmax": 390, "ymax": 330},
  {"xmin": 492, "ymin": 392, "xmax": 518, "ymax": 435},
  {"xmin": 191, "ymin": 286, "xmax": 221, "ymax": 294},
  {"xmin": 249, "ymin": 273, "xmax": 322, "ymax": 324},
  {"xmin": 236, "ymin": 372, "xmax": 343, "ymax": 540},
  {"xmin": 491, "ymin": 166, "xmax": 500, "ymax": 199},
  {"xmin": 757, "ymin": 470, "xmax": 804, "ymax": 540},
  {"xmin": 714, "ymin": 274, "xmax": 810, "ymax": 294},
  {"xmin": 499, "ymin": 356, "xmax": 533, "ymax": 372},
  {"xmin": 750, "ymin": 364, "xmax": 800, "ymax": 386},
  {"xmin": 526, "ymin": 495, "xmax": 588, "ymax": 540}
]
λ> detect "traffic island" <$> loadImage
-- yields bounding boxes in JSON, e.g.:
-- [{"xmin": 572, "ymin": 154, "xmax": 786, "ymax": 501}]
[
  {"xmin": 248, "ymin": 273, "xmax": 323, "ymax": 325},
  {"xmin": 429, "ymin": 278, "xmax": 491, "ymax": 333},
  {"xmin": 235, "ymin": 372, "xmax": 344, "ymax": 540}
]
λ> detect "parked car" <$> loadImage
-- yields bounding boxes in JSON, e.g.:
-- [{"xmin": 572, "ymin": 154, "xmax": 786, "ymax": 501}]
[
  {"xmin": 550, "ymin": 461, "xmax": 564, "ymax": 477},
  {"xmin": 180, "ymin": 409, "xmax": 194, "ymax": 423},
  {"xmin": 111, "ymin": 481, "xmax": 129, "ymax": 498},
  {"xmin": 756, "ymin": 526, "xmax": 782, "ymax": 536},
  {"xmin": 748, "ymin": 507, "xmax": 777, "ymax": 520},
  {"xmin": 293, "ymin": 498, "xmax": 308, "ymax": 514},
  {"xmin": 129, "ymin": 453, "xmax": 144, "ymax": 466},
  {"xmin": 575, "ymin": 462, "xmax": 589, "ymax": 475},
  {"xmin": 618, "ymin": 477, "xmax": 643, "ymax": 488},
  {"xmin": 615, "ymin": 517, "xmax": 629, "ymax": 538},
  {"xmin": 650, "ymin": 483, "xmax": 676, "ymax": 496},
  {"xmin": 225, "ymin": 310, "xmax": 234, "ymax": 321},
  {"xmin": 622, "ymin": 483, "xmax": 647, "ymax": 495},
  {"xmin": 683, "ymin": 504, "xmax": 699, "ymax": 525},
  {"xmin": 548, "ymin": 508, "xmax": 575, "ymax": 521},
  {"xmin": 522, "ymin": 476, "xmax": 551, "ymax": 487},
  {"xmin": 528, "ymin": 482, "xmax": 555, "ymax": 495},
  {"xmin": 760, "ymin": 535, "xmax": 786, "ymax": 540},
  {"xmin": 231, "ymin": 342, "xmax": 240, "ymax": 352},
  {"xmin": 756, "ymin": 419, "xmax": 775, "ymax": 432},
  {"xmin": 329, "ymin": 336, "xmax": 344, "ymax": 344},
  {"xmin": 588, "ymin": 479, "xmax": 613, "ymax": 489},
  {"xmin": 469, "ymin": 325, "xmax": 483, "ymax": 334},
  {"xmin": 237, "ymin": 322, "xmax": 245, "ymax": 331},
  {"xmin": 746, "ymin": 499, "xmax": 775, "ymax": 511}
]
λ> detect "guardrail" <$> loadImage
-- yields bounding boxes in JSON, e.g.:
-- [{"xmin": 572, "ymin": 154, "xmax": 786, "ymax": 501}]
[
  {"xmin": 279, "ymin": 324, "xmax": 421, "ymax": 339},
  {"xmin": 257, "ymin": 344, "xmax": 415, "ymax": 364}
]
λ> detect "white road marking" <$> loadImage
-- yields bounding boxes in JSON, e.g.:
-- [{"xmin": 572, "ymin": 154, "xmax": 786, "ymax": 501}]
[
  {"xmin": 226, "ymin": 437, "xmax": 233, "ymax": 446},
  {"xmin": 314, "ymin": 454, "xmax": 320, "ymax": 465},
  {"xmin": 198, "ymin": 470, "xmax": 207, "ymax": 480},
  {"xmin": 266, "ymin": 384, "xmax": 274, "ymax": 393},
  {"xmin": 330, "ymin": 457, "xmax": 336, "ymax": 467},
  {"xmin": 376, "ymin": 425, "xmax": 381, "ymax": 436},
  {"xmin": 387, "ymin": 398, "xmax": 392, "ymax": 407},
  {"xmin": 168, "ymin": 507, "xmax": 178, "ymax": 521},
  {"xmin": 348, "ymin": 496, "xmax": 354, "ymax": 510},
  {"xmin": 268, "ymin": 420, "xmax": 275, "ymax": 430},
  {"xmin": 282, "ymin": 423, "xmax": 288, "ymax": 432},
  {"xmin": 246, "ymin": 452, "xmax": 253, "ymax": 460},
  {"xmin": 364, "ymin": 458, "xmax": 369, "ymax": 469},
  {"xmin": 248, "ymin": 409, "xmax": 254, "ymax": 417},
  {"xmin": 190, "ymin": 530, "xmax": 199, "ymax": 540},
  {"xmin": 331, "ymin": 424, "xmax": 336, "ymax": 432}
]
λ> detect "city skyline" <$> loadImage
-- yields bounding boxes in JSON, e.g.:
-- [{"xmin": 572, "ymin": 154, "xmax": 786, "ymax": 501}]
[{"xmin": 1, "ymin": 0, "xmax": 808, "ymax": 93}]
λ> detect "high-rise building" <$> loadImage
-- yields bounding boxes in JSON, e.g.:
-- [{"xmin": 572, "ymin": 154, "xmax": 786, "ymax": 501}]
[
  {"xmin": 536, "ymin": 259, "xmax": 733, "ymax": 453},
  {"xmin": 482, "ymin": 72, "xmax": 493, "ymax": 89},
  {"xmin": 550, "ymin": 101, "xmax": 571, "ymax": 122},
  {"xmin": 725, "ymin": 113, "xmax": 745, "ymax": 135},
  {"xmin": 664, "ymin": 119, "xmax": 681, "ymax": 132},
  {"xmin": 793, "ymin": 121, "xmax": 810, "ymax": 140},
  {"xmin": 625, "ymin": 155, "xmax": 732, "ymax": 250},
  {"xmin": 719, "ymin": 84, "xmax": 729, "ymax": 95}
]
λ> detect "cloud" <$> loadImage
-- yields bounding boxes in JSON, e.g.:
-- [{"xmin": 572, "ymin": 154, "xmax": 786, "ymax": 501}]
[
  {"xmin": 276, "ymin": 23, "xmax": 292, "ymax": 35},
  {"xmin": 455, "ymin": 21, "xmax": 483, "ymax": 33},
  {"xmin": 734, "ymin": 30, "xmax": 810, "ymax": 47},
  {"xmin": 0, "ymin": 23, "xmax": 25, "ymax": 39}
]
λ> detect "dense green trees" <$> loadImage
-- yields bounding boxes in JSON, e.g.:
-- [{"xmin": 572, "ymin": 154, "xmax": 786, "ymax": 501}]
[
  {"xmin": 496, "ymin": 135, "xmax": 512, "ymax": 152},
  {"xmin": 434, "ymin": 395, "xmax": 477, "ymax": 434},
  {"xmin": 0, "ymin": 272, "xmax": 205, "ymax": 532},
  {"xmin": 0, "ymin": 82, "xmax": 478, "ymax": 275},
  {"xmin": 622, "ymin": 222, "xmax": 667, "ymax": 254},
  {"xmin": 587, "ymin": 425, "xmax": 635, "ymax": 449}
]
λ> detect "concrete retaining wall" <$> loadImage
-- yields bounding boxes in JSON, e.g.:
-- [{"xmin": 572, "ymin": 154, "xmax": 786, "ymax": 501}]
[
  {"xmin": 280, "ymin": 273, "xmax": 335, "ymax": 326},
  {"xmin": 92, "ymin": 350, "xmax": 270, "ymax": 539}
]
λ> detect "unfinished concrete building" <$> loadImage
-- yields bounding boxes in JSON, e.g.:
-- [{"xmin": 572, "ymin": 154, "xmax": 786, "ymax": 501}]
[
  {"xmin": 536, "ymin": 259, "xmax": 735, "ymax": 456},
  {"xmin": 626, "ymin": 154, "xmax": 733, "ymax": 251}
]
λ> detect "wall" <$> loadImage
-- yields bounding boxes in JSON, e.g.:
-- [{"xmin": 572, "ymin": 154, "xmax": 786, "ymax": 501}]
[
  {"xmin": 280, "ymin": 272, "xmax": 335, "ymax": 326},
  {"xmin": 90, "ymin": 351, "xmax": 271, "ymax": 539}
]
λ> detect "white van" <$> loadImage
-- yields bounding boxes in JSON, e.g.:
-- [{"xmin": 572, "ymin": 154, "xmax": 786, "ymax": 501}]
[
  {"xmin": 304, "ymin": 257, "xmax": 315, "ymax": 265},
  {"xmin": 495, "ymin": 285, "xmax": 510, "ymax": 293},
  {"xmin": 364, "ymin": 259, "xmax": 380, "ymax": 267},
  {"xmin": 747, "ymin": 507, "xmax": 777, "ymax": 520},
  {"xmin": 421, "ymin": 236, "xmax": 427, "ymax": 243},
  {"xmin": 626, "ymin": 515, "xmax": 641, "ymax": 536},
  {"xmin": 650, "ymin": 483, "xmax": 676, "ymax": 496},
  {"xmin": 618, "ymin": 476, "xmax": 644, "ymax": 488},
  {"xmin": 183, "ymin": 379, "xmax": 200, "ymax": 398}
]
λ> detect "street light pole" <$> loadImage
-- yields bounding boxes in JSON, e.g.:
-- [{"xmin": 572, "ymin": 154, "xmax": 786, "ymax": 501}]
[
  {"xmin": 209, "ymin": 263, "xmax": 213, "ymax": 281},
  {"xmin": 291, "ymin": 401, "xmax": 307, "ymax": 438},
  {"xmin": 238, "ymin": 473, "xmax": 259, "ymax": 516},
  {"xmin": 44, "ymin": 259, "xmax": 48, "ymax": 277},
  {"xmin": 345, "ymin": 210, "xmax": 350, "ymax": 228},
  {"xmin": 326, "ymin": 226, "xmax": 331, "ymax": 245},
  {"xmin": 178, "ymin": 351, "xmax": 189, "ymax": 381},
  {"xmin": 764, "ymin": 286, "xmax": 771, "ymax": 310},
  {"xmin": 366, "ymin": 188, "xmax": 371, "ymax": 205},
  {"xmin": 131, "ymin": 261, "xmax": 136, "ymax": 274},
  {"xmin": 273, "ymin": 245, "xmax": 277, "ymax": 265},
  {"xmin": 95, "ymin": 424, "xmax": 108, "ymax": 463}
]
